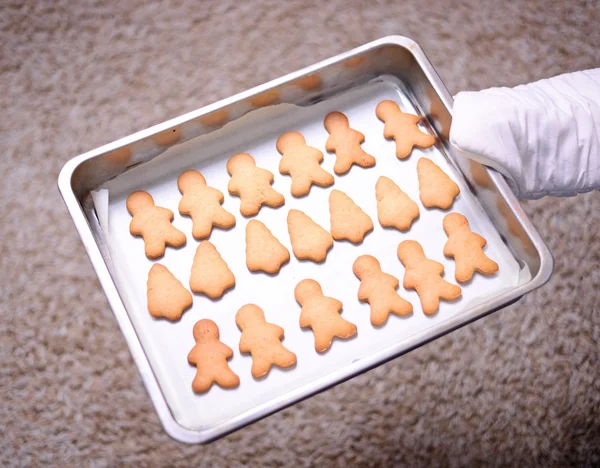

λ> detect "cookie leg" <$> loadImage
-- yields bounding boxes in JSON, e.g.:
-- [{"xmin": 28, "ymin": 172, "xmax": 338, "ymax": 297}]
[
  {"xmin": 390, "ymin": 293, "xmax": 413, "ymax": 317},
  {"xmin": 251, "ymin": 358, "xmax": 272, "ymax": 379},
  {"xmin": 333, "ymin": 157, "xmax": 352, "ymax": 175},
  {"xmin": 166, "ymin": 227, "xmax": 186, "ymax": 247},
  {"xmin": 274, "ymin": 348, "xmax": 297, "ymax": 369},
  {"xmin": 145, "ymin": 238, "xmax": 166, "ymax": 259},
  {"xmin": 192, "ymin": 373, "xmax": 214, "ymax": 393},
  {"xmin": 476, "ymin": 254, "xmax": 499, "ymax": 276},
  {"xmin": 313, "ymin": 167, "xmax": 334, "ymax": 188},
  {"xmin": 240, "ymin": 198, "xmax": 260, "ymax": 217},
  {"xmin": 440, "ymin": 282, "xmax": 462, "ymax": 301},
  {"xmin": 192, "ymin": 219, "xmax": 213, "ymax": 240},
  {"xmin": 370, "ymin": 303, "xmax": 390, "ymax": 327},
  {"xmin": 263, "ymin": 187, "xmax": 285, "ymax": 208},
  {"xmin": 215, "ymin": 367, "xmax": 240, "ymax": 389},
  {"xmin": 419, "ymin": 292, "xmax": 440, "ymax": 315},
  {"xmin": 290, "ymin": 178, "xmax": 311, "ymax": 197},
  {"xmin": 313, "ymin": 329, "xmax": 334, "ymax": 353},
  {"xmin": 414, "ymin": 131, "xmax": 436, "ymax": 149},
  {"xmin": 214, "ymin": 208, "xmax": 236, "ymax": 229}
]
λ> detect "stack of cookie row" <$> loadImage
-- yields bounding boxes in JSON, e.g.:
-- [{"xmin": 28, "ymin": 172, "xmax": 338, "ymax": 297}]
[{"xmin": 127, "ymin": 100, "xmax": 499, "ymax": 394}]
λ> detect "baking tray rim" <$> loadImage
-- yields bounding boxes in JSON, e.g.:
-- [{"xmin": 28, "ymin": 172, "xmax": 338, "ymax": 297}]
[{"xmin": 58, "ymin": 35, "xmax": 554, "ymax": 444}]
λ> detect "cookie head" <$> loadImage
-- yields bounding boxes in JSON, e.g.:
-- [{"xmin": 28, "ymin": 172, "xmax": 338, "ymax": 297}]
[
  {"xmin": 177, "ymin": 169, "xmax": 207, "ymax": 193},
  {"xmin": 376, "ymin": 100, "xmax": 401, "ymax": 121},
  {"xmin": 443, "ymin": 212, "xmax": 469, "ymax": 235},
  {"xmin": 294, "ymin": 278, "xmax": 323, "ymax": 305},
  {"xmin": 397, "ymin": 240, "xmax": 425, "ymax": 268},
  {"xmin": 226, "ymin": 153, "xmax": 255, "ymax": 175},
  {"xmin": 324, "ymin": 111, "xmax": 349, "ymax": 133},
  {"xmin": 193, "ymin": 319, "xmax": 220, "ymax": 342},
  {"xmin": 235, "ymin": 304, "xmax": 265, "ymax": 330},
  {"xmin": 352, "ymin": 255, "xmax": 380, "ymax": 279},
  {"xmin": 126, "ymin": 191, "xmax": 155, "ymax": 215},
  {"xmin": 276, "ymin": 131, "xmax": 306, "ymax": 153}
]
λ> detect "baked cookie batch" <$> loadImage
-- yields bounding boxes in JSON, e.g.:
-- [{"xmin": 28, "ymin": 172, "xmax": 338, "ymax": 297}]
[{"xmin": 127, "ymin": 102, "xmax": 500, "ymax": 394}]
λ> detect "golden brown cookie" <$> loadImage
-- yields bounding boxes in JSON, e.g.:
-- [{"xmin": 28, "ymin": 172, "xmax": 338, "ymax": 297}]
[
  {"xmin": 287, "ymin": 209, "xmax": 333, "ymax": 263},
  {"xmin": 147, "ymin": 264, "xmax": 193, "ymax": 321},
  {"xmin": 199, "ymin": 109, "xmax": 229, "ymax": 127},
  {"xmin": 153, "ymin": 127, "xmax": 181, "ymax": 146},
  {"xmin": 246, "ymin": 219, "xmax": 290, "ymax": 274},
  {"xmin": 190, "ymin": 241, "xmax": 235, "ymax": 299},
  {"xmin": 329, "ymin": 190, "xmax": 373, "ymax": 244},
  {"xmin": 250, "ymin": 90, "xmax": 280, "ymax": 107},
  {"xmin": 126, "ymin": 190, "xmax": 186, "ymax": 259},
  {"xmin": 227, "ymin": 153, "xmax": 285, "ymax": 216},
  {"xmin": 324, "ymin": 111, "xmax": 376, "ymax": 175},
  {"xmin": 353, "ymin": 255, "xmax": 413, "ymax": 326},
  {"xmin": 417, "ymin": 157, "xmax": 460, "ymax": 210},
  {"xmin": 443, "ymin": 212, "xmax": 499, "ymax": 283},
  {"xmin": 294, "ymin": 279, "xmax": 357, "ymax": 353},
  {"xmin": 295, "ymin": 74, "xmax": 322, "ymax": 91},
  {"xmin": 236, "ymin": 304, "xmax": 297, "ymax": 378},
  {"xmin": 397, "ymin": 240, "xmax": 462, "ymax": 315},
  {"xmin": 277, "ymin": 131, "xmax": 334, "ymax": 197},
  {"xmin": 375, "ymin": 176, "xmax": 420, "ymax": 231},
  {"xmin": 187, "ymin": 319, "xmax": 240, "ymax": 393},
  {"xmin": 178, "ymin": 169, "xmax": 236, "ymax": 240},
  {"xmin": 375, "ymin": 100, "xmax": 435, "ymax": 159}
]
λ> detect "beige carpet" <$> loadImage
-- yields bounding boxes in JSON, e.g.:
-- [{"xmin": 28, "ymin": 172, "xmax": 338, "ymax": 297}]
[{"xmin": 2, "ymin": 0, "xmax": 599, "ymax": 465}]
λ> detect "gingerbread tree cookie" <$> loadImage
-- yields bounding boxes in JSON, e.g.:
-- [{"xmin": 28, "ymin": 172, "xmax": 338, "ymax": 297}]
[
  {"xmin": 227, "ymin": 153, "xmax": 285, "ymax": 216},
  {"xmin": 287, "ymin": 209, "xmax": 333, "ymax": 263},
  {"xmin": 443, "ymin": 212, "xmax": 499, "ymax": 283},
  {"xmin": 236, "ymin": 304, "xmax": 297, "ymax": 378},
  {"xmin": 177, "ymin": 169, "xmax": 236, "ymax": 240},
  {"xmin": 187, "ymin": 319, "xmax": 240, "ymax": 393},
  {"xmin": 246, "ymin": 219, "xmax": 290, "ymax": 274},
  {"xmin": 329, "ymin": 190, "xmax": 373, "ymax": 244},
  {"xmin": 126, "ymin": 190, "xmax": 186, "ymax": 259},
  {"xmin": 147, "ymin": 264, "xmax": 193, "ymax": 321},
  {"xmin": 190, "ymin": 241, "xmax": 235, "ymax": 299},
  {"xmin": 294, "ymin": 279, "xmax": 357, "ymax": 353},
  {"xmin": 376, "ymin": 176, "xmax": 420, "ymax": 231},
  {"xmin": 277, "ymin": 131, "xmax": 334, "ymax": 197},
  {"xmin": 397, "ymin": 240, "xmax": 462, "ymax": 315},
  {"xmin": 353, "ymin": 255, "xmax": 413, "ymax": 326},
  {"xmin": 376, "ymin": 100, "xmax": 435, "ymax": 159},
  {"xmin": 417, "ymin": 158, "xmax": 460, "ymax": 209},
  {"xmin": 324, "ymin": 111, "xmax": 376, "ymax": 175}
]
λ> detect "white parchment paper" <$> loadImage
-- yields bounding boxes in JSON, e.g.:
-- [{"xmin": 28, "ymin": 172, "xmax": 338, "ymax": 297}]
[{"xmin": 95, "ymin": 77, "xmax": 521, "ymax": 431}]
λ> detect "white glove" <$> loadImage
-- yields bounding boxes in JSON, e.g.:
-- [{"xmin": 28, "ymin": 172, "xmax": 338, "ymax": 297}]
[{"xmin": 450, "ymin": 68, "xmax": 600, "ymax": 199}]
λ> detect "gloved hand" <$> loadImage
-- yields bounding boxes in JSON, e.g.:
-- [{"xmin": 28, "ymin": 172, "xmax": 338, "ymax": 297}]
[{"xmin": 450, "ymin": 68, "xmax": 600, "ymax": 199}]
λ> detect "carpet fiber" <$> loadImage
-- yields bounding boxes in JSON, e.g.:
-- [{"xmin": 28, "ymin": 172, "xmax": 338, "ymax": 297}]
[{"xmin": 1, "ymin": 0, "xmax": 599, "ymax": 466}]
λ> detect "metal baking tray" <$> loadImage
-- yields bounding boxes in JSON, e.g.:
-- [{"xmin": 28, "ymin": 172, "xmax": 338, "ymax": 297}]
[{"xmin": 58, "ymin": 36, "xmax": 553, "ymax": 444}]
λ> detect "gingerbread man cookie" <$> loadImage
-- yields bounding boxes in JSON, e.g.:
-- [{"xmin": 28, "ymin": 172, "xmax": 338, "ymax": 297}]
[
  {"xmin": 397, "ymin": 240, "xmax": 462, "ymax": 315},
  {"xmin": 329, "ymin": 190, "xmax": 373, "ymax": 244},
  {"xmin": 177, "ymin": 169, "xmax": 236, "ymax": 240},
  {"xmin": 376, "ymin": 100, "xmax": 435, "ymax": 159},
  {"xmin": 353, "ymin": 255, "xmax": 413, "ymax": 326},
  {"xmin": 246, "ymin": 219, "xmax": 290, "ymax": 274},
  {"xmin": 295, "ymin": 279, "xmax": 357, "ymax": 353},
  {"xmin": 126, "ymin": 190, "xmax": 186, "ymax": 259},
  {"xmin": 376, "ymin": 176, "xmax": 420, "ymax": 231},
  {"xmin": 190, "ymin": 241, "xmax": 235, "ymax": 299},
  {"xmin": 443, "ymin": 212, "xmax": 499, "ymax": 283},
  {"xmin": 277, "ymin": 131, "xmax": 334, "ymax": 197},
  {"xmin": 227, "ymin": 153, "xmax": 285, "ymax": 216},
  {"xmin": 147, "ymin": 264, "xmax": 193, "ymax": 321},
  {"xmin": 287, "ymin": 209, "xmax": 334, "ymax": 263},
  {"xmin": 417, "ymin": 158, "xmax": 460, "ymax": 209},
  {"xmin": 236, "ymin": 304, "xmax": 297, "ymax": 378},
  {"xmin": 324, "ymin": 111, "xmax": 376, "ymax": 175},
  {"xmin": 187, "ymin": 319, "xmax": 240, "ymax": 393}
]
